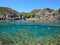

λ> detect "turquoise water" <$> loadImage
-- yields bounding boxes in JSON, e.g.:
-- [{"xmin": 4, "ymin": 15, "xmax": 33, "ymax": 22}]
[
  {"xmin": 0, "ymin": 20, "xmax": 60, "ymax": 37},
  {"xmin": 0, "ymin": 20, "xmax": 60, "ymax": 45}
]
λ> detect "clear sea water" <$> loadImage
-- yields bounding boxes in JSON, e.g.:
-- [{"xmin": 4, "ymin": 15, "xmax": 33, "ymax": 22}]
[{"xmin": 0, "ymin": 20, "xmax": 60, "ymax": 37}]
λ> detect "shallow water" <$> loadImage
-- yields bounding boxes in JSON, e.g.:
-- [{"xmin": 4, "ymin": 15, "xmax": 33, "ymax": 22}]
[
  {"xmin": 0, "ymin": 20, "xmax": 60, "ymax": 37},
  {"xmin": 0, "ymin": 20, "xmax": 60, "ymax": 45}
]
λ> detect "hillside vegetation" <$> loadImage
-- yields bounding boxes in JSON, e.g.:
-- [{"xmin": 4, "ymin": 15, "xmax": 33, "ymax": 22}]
[
  {"xmin": 0, "ymin": 7, "xmax": 60, "ymax": 20},
  {"xmin": 0, "ymin": 7, "xmax": 18, "ymax": 15}
]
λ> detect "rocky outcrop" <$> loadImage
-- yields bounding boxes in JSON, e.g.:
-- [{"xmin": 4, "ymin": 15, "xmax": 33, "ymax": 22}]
[{"xmin": 0, "ymin": 7, "xmax": 60, "ymax": 20}]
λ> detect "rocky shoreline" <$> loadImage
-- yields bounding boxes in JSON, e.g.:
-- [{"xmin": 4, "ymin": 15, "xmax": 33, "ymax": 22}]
[{"xmin": 0, "ymin": 7, "xmax": 60, "ymax": 21}]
